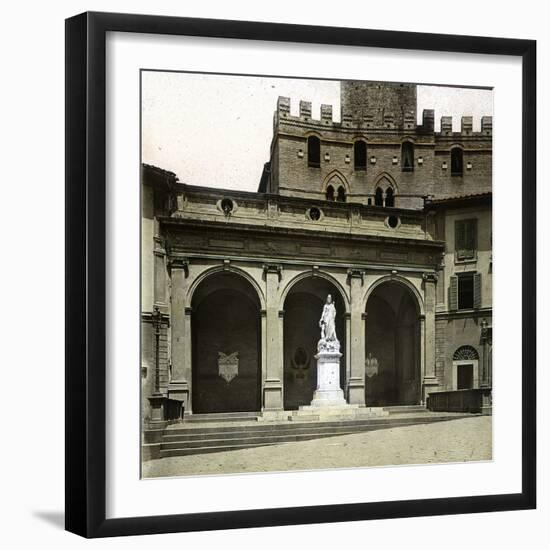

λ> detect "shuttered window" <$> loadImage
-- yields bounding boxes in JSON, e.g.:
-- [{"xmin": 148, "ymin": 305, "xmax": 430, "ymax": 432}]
[
  {"xmin": 450, "ymin": 272, "xmax": 482, "ymax": 310},
  {"xmin": 455, "ymin": 219, "xmax": 477, "ymax": 260},
  {"xmin": 473, "ymin": 272, "xmax": 482, "ymax": 308}
]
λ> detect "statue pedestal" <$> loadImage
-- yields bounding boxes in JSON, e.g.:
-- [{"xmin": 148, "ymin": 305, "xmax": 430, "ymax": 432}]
[
  {"xmin": 310, "ymin": 350, "xmax": 347, "ymax": 407},
  {"xmin": 290, "ymin": 339, "xmax": 389, "ymax": 422}
]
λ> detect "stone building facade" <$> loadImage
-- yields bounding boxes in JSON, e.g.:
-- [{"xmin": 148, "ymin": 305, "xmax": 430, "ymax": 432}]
[{"xmin": 141, "ymin": 81, "xmax": 492, "ymax": 424}]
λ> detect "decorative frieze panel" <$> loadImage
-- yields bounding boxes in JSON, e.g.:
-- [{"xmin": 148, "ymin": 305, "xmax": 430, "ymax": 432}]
[{"xmin": 164, "ymin": 223, "xmax": 443, "ymax": 269}]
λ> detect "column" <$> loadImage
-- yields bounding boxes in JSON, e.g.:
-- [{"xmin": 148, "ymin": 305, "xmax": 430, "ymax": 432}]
[
  {"xmin": 167, "ymin": 258, "xmax": 191, "ymax": 413},
  {"xmin": 422, "ymin": 272, "xmax": 439, "ymax": 402},
  {"xmin": 262, "ymin": 264, "xmax": 283, "ymax": 411},
  {"xmin": 347, "ymin": 269, "xmax": 366, "ymax": 406}
]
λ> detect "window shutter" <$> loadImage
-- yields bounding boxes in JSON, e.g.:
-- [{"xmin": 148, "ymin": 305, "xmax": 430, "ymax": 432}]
[
  {"xmin": 473, "ymin": 272, "xmax": 482, "ymax": 308},
  {"xmin": 455, "ymin": 221, "xmax": 465, "ymax": 259},
  {"xmin": 466, "ymin": 219, "xmax": 477, "ymax": 255},
  {"xmin": 449, "ymin": 276, "xmax": 458, "ymax": 310},
  {"xmin": 456, "ymin": 219, "xmax": 477, "ymax": 260}
]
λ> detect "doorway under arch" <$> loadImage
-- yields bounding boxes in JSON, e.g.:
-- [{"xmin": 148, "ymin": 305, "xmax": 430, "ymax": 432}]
[
  {"xmin": 191, "ymin": 271, "xmax": 262, "ymax": 413},
  {"xmin": 365, "ymin": 281, "xmax": 421, "ymax": 406},
  {"xmin": 283, "ymin": 276, "xmax": 347, "ymax": 410}
]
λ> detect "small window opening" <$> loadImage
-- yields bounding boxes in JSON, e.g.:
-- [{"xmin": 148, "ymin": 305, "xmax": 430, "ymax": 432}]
[
  {"xmin": 401, "ymin": 141, "xmax": 414, "ymax": 172},
  {"xmin": 354, "ymin": 141, "xmax": 367, "ymax": 170},
  {"xmin": 387, "ymin": 215, "xmax": 399, "ymax": 228},
  {"xmin": 326, "ymin": 185, "xmax": 335, "ymax": 201},
  {"xmin": 374, "ymin": 187, "xmax": 384, "ymax": 206},
  {"xmin": 309, "ymin": 207, "xmax": 321, "ymax": 221},
  {"xmin": 385, "ymin": 187, "xmax": 395, "ymax": 207},
  {"xmin": 307, "ymin": 136, "xmax": 321, "ymax": 168},
  {"xmin": 336, "ymin": 186, "xmax": 346, "ymax": 202},
  {"xmin": 451, "ymin": 147, "xmax": 464, "ymax": 176},
  {"xmin": 221, "ymin": 198, "xmax": 234, "ymax": 216}
]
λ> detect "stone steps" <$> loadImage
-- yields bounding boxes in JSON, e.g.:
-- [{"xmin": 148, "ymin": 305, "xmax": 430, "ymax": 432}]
[
  {"xmin": 183, "ymin": 412, "xmax": 259, "ymax": 423},
  {"xmin": 157, "ymin": 412, "xmax": 475, "ymax": 458},
  {"xmin": 383, "ymin": 405, "xmax": 429, "ymax": 414}
]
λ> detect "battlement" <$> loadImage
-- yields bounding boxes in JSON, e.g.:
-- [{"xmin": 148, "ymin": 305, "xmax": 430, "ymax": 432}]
[
  {"xmin": 436, "ymin": 115, "xmax": 493, "ymax": 136},
  {"xmin": 274, "ymin": 96, "xmax": 492, "ymax": 138},
  {"xmin": 275, "ymin": 96, "xmax": 337, "ymax": 125},
  {"xmin": 275, "ymin": 96, "xmax": 418, "ymax": 130}
]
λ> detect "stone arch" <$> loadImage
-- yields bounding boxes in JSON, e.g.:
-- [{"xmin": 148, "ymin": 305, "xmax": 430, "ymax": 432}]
[
  {"xmin": 362, "ymin": 274, "xmax": 424, "ymax": 316},
  {"xmin": 189, "ymin": 268, "xmax": 263, "ymax": 413},
  {"xmin": 322, "ymin": 169, "xmax": 350, "ymax": 194},
  {"xmin": 364, "ymin": 275, "xmax": 423, "ymax": 406},
  {"xmin": 281, "ymin": 270, "xmax": 348, "ymax": 410},
  {"xmin": 373, "ymin": 171, "xmax": 399, "ymax": 194},
  {"xmin": 280, "ymin": 270, "xmax": 350, "ymax": 313},
  {"xmin": 187, "ymin": 265, "xmax": 266, "ymax": 311}
]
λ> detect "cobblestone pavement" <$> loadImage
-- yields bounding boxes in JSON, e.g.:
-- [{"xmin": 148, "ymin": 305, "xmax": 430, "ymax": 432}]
[{"xmin": 142, "ymin": 416, "xmax": 492, "ymax": 479}]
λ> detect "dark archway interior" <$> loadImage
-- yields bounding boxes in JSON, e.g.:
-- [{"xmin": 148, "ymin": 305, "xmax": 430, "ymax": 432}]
[
  {"xmin": 283, "ymin": 277, "xmax": 346, "ymax": 410},
  {"xmin": 365, "ymin": 282, "xmax": 420, "ymax": 406},
  {"xmin": 191, "ymin": 272, "xmax": 261, "ymax": 413}
]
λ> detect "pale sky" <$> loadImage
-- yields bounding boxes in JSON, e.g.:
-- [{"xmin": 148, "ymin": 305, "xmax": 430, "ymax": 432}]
[{"xmin": 142, "ymin": 71, "xmax": 493, "ymax": 191}]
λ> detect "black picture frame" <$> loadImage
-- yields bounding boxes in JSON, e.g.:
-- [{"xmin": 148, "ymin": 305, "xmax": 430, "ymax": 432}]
[{"xmin": 65, "ymin": 11, "xmax": 536, "ymax": 538}]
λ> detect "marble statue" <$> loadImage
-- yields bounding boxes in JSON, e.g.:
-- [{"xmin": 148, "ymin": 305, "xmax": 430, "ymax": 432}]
[{"xmin": 318, "ymin": 294, "xmax": 340, "ymax": 353}]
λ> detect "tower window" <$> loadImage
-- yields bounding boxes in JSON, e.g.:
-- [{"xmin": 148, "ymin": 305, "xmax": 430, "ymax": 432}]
[
  {"xmin": 451, "ymin": 147, "xmax": 464, "ymax": 176},
  {"xmin": 336, "ymin": 186, "xmax": 346, "ymax": 202},
  {"xmin": 374, "ymin": 187, "xmax": 384, "ymax": 206},
  {"xmin": 385, "ymin": 187, "xmax": 395, "ymax": 207},
  {"xmin": 354, "ymin": 140, "xmax": 367, "ymax": 170},
  {"xmin": 401, "ymin": 141, "xmax": 414, "ymax": 172},
  {"xmin": 326, "ymin": 185, "xmax": 335, "ymax": 201},
  {"xmin": 307, "ymin": 136, "xmax": 320, "ymax": 168}
]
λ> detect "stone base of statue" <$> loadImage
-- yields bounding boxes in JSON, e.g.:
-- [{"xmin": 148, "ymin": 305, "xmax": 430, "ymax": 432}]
[
  {"xmin": 290, "ymin": 337, "xmax": 389, "ymax": 421},
  {"xmin": 310, "ymin": 343, "xmax": 347, "ymax": 407}
]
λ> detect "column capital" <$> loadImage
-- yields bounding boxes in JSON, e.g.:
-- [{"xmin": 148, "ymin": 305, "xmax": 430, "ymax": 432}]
[
  {"xmin": 422, "ymin": 271, "xmax": 438, "ymax": 284},
  {"xmin": 263, "ymin": 263, "xmax": 283, "ymax": 281},
  {"xmin": 480, "ymin": 318, "xmax": 492, "ymax": 344},
  {"xmin": 169, "ymin": 257, "xmax": 189, "ymax": 277},
  {"xmin": 347, "ymin": 268, "xmax": 365, "ymax": 285}
]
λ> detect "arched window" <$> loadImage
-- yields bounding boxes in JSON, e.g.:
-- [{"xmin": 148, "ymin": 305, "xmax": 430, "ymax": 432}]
[
  {"xmin": 451, "ymin": 147, "xmax": 464, "ymax": 176},
  {"xmin": 374, "ymin": 187, "xmax": 384, "ymax": 206},
  {"xmin": 453, "ymin": 345, "xmax": 479, "ymax": 361},
  {"xmin": 326, "ymin": 185, "xmax": 335, "ymax": 201},
  {"xmin": 401, "ymin": 141, "xmax": 414, "ymax": 172},
  {"xmin": 354, "ymin": 140, "xmax": 367, "ymax": 170},
  {"xmin": 307, "ymin": 136, "xmax": 320, "ymax": 168},
  {"xmin": 385, "ymin": 187, "xmax": 395, "ymax": 207},
  {"xmin": 336, "ymin": 186, "xmax": 346, "ymax": 202}
]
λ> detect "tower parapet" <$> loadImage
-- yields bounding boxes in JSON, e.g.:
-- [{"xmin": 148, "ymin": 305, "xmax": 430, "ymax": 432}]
[
  {"xmin": 266, "ymin": 82, "xmax": 492, "ymax": 204},
  {"xmin": 435, "ymin": 115, "xmax": 493, "ymax": 137}
]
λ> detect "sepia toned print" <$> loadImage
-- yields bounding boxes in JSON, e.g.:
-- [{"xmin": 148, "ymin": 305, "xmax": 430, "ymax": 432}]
[{"xmin": 140, "ymin": 74, "xmax": 492, "ymax": 478}]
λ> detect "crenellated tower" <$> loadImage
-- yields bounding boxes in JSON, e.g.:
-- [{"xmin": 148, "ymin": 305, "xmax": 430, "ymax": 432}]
[{"xmin": 260, "ymin": 81, "xmax": 492, "ymax": 210}]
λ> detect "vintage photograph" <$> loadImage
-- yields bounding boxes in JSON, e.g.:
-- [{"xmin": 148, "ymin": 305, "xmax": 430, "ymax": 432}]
[{"xmin": 140, "ymin": 71, "xmax": 493, "ymax": 478}]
